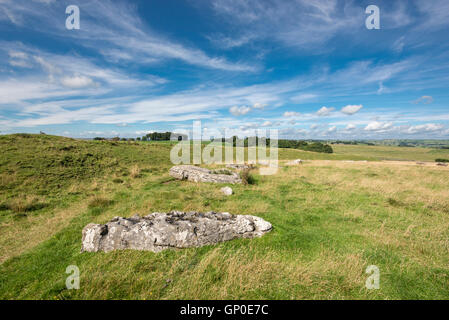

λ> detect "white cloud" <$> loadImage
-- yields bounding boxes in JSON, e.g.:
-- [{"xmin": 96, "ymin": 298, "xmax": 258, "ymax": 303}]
[
  {"xmin": 61, "ymin": 75, "xmax": 96, "ymax": 89},
  {"xmin": 229, "ymin": 105, "xmax": 251, "ymax": 116},
  {"xmin": 210, "ymin": 0, "xmax": 361, "ymax": 50},
  {"xmin": 283, "ymin": 111, "xmax": 301, "ymax": 117},
  {"xmin": 9, "ymin": 50, "xmax": 27, "ymax": 59},
  {"xmin": 229, "ymin": 102, "xmax": 266, "ymax": 116},
  {"xmin": 252, "ymin": 103, "xmax": 265, "ymax": 109},
  {"xmin": 327, "ymin": 126, "xmax": 337, "ymax": 133},
  {"xmin": 290, "ymin": 93, "xmax": 317, "ymax": 103},
  {"xmin": 261, "ymin": 121, "xmax": 272, "ymax": 127},
  {"xmin": 413, "ymin": 96, "xmax": 433, "ymax": 104},
  {"xmin": 345, "ymin": 124, "xmax": 356, "ymax": 130},
  {"xmin": 9, "ymin": 59, "xmax": 31, "ymax": 68},
  {"xmin": 8, "ymin": 50, "xmax": 31, "ymax": 68},
  {"xmin": 341, "ymin": 104, "xmax": 363, "ymax": 115},
  {"xmin": 316, "ymin": 106, "xmax": 334, "ymax": 116},
  {"xmin": 406, "ymin": 123, "xmax": 443, "ymax": 134},
  {"xmin": 364, "ymin": 121, "xmax": 394, "ymax": 132},
  {"xmin": 0, "ymin": 0, "xmax": 255, "ymax": 72}
]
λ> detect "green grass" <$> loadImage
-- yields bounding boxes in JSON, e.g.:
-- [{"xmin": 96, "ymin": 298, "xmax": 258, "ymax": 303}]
[
  {"xmin": 331, "ymin": 144, "xmax": 449, "ymax": 161},
  {"xmin": 1, "ymin": 134, "xmax": 449, "ymax": 299}
]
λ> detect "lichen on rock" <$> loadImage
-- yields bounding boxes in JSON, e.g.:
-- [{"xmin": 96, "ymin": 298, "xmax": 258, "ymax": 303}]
[
  {"xmin": 81, "ymin": 211, "xmax": 272, "ymax": 253},
  {"xmin": 169, "ymin": 165, "xmax": 242, "ymax": 184}
]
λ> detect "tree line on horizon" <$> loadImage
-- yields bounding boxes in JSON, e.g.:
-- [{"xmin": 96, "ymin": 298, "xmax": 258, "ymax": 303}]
[{"xmin": 93, "ymin": 132, "xmax": 333, "ymax": 153}]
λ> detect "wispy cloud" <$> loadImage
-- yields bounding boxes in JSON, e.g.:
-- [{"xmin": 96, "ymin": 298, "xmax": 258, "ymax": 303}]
[{"xmin": 0, "ymin": 0, "xmax": 255, "ymax": 72}]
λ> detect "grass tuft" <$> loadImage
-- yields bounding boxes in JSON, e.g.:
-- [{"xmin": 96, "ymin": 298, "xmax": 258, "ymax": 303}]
[
  {"xmin": 240, "ymin": 168, "xmax": 256, "ymax": 185},
  {"xmin": 87, "ymin": 196, "xmax": 114, "ymax": 209}
]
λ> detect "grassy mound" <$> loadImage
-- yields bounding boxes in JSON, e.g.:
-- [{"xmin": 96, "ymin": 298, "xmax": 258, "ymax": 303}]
[{"xmin": 0, "ymin": 134, "xmax": 449, "ymax": 299}]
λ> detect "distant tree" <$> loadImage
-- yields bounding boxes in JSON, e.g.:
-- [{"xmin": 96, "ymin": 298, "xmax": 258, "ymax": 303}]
[{"xmin": 136, "ymin": 137, "xmax": 141, "ymax": 141}]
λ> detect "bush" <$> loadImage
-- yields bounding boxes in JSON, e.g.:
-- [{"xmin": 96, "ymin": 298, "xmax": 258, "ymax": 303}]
[
  {"xmin": 303, "ymin": 142, "xmax": 333, "ymax": 153},
  {"xmin": 275, "ymin": 139, "xmax": 333, "ymax": 154},
  {"xmin": 435, "ymin": 158, "xmax": 449, "ymax": 163},
  {"xmin": 240, "ymin": 169, "xmax": 255, "ymax": 185}
]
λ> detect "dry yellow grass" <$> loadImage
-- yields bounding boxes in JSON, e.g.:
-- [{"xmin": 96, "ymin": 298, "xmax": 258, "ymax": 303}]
[
  {"xmin": 0, "ymin": 201, "xmax": 87, "ymax": 263},
  {"xmin": 2, "ymin": 137, "xmax": 449, "ymax": 299}
]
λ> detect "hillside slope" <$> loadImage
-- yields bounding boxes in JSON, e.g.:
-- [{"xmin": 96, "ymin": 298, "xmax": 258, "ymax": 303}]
[{"xmin": 0, "ymin": 134, "xmax": 448, "ymax": 299}]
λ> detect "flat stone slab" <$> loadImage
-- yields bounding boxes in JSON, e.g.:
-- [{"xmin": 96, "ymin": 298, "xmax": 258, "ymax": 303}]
[
  {"xmin": 169, "ymin": 165, "xmax": 242, "ymax": 184},
  {"xmin": 81, "ymin": 211, "xmax": 272, "ymax": 253}
]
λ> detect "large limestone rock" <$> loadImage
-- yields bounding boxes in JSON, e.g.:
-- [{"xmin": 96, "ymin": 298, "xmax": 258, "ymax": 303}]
[
  {"xmin": 169, "ymin": 165, "xmax": 242, "ymax": 184},
  {"xmin": 81, "ymin": 211, "xmax": 272, "ymax": 253}
]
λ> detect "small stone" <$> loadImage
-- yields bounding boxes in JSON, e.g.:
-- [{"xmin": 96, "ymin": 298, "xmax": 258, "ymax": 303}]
[
  {"xmin": 286, "ymin": 159, "xmax": 303, "ymax": 165},
  {"xmin": 220, "ymin": 186, "xmax": 233, "ymax": 196}
]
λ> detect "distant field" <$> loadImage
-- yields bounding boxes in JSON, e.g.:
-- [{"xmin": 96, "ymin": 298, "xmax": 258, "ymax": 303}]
[
  {"xmin": 331, "ymin": 144, "xmax": 449, "ymax": 162},
  {"xmin": 1, "ymin": 134, "xmax": 448, "ymax": 299}
]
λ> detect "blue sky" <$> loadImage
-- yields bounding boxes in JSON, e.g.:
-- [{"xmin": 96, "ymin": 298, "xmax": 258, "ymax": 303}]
[{"xmin": 0, "ymin": 0, "xmax": 449, "ymax": 139}]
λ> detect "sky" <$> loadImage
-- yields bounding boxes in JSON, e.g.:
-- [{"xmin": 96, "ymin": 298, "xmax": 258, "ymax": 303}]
[{"xmin": 0, "ymin": 0, "xmax": 449, "ymax": 140}]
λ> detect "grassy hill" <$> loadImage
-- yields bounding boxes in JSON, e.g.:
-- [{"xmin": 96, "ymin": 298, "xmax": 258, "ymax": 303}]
[{"xmin": 1, "ymin": 134, "xmax": 449, "ymax": 299}]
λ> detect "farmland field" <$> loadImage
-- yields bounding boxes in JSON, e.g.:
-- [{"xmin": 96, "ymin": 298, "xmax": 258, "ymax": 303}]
[{"xmin": 1, "ymin": 134, "xmax": 449, "ymax": 299}]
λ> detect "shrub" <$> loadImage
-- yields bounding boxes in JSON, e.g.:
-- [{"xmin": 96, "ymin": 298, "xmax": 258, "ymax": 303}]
[
  {"xmin": 240, "ymin": 169, "xmax": 255, "ymax": 185},
  {"xmin": 435, "ymin": 158, "xmax": 449, "ymax": 163},
  {"xmin": 303, "ymin": 142, "xmax": 333, "ymax": 153}
]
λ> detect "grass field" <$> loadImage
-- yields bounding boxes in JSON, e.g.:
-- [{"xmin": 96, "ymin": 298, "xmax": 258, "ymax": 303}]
[{"xmin": 1, "ymin": 134, "xmax": 449, "ymax": 299}]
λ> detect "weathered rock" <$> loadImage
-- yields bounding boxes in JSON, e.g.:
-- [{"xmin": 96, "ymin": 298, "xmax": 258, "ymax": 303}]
[
  {"xmin": 81, "ymin": 211, "xmax": 272, "ymax": 253},
  {"xmin": 220, "ymin": 186, "xmax": 233, "ymax": 196},
  {"xmin": 226, "ymin": 163, "xmax": 252, "ymax": 170},
  {"xmin": 169, "ymin": 165, "xmax": 242, "ymax": 184},
  {"xmin": 437, "ymin": 162, "xmax": 448, "ymax": 167}
]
